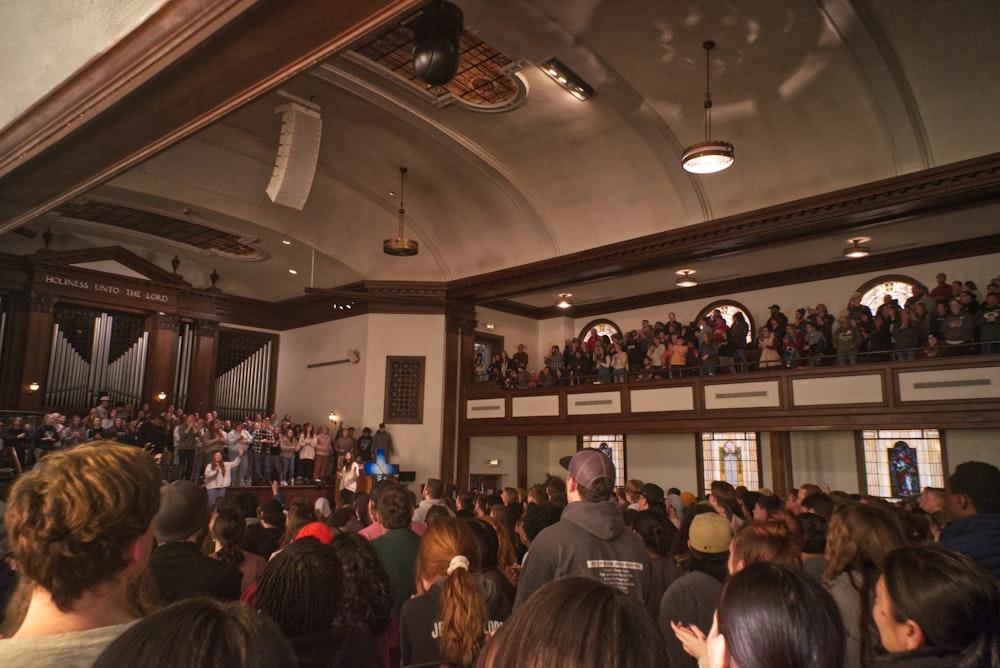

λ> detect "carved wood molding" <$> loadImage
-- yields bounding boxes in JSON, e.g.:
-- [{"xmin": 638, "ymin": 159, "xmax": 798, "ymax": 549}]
[
  {"xmin": 449, "ymin": 153, "xmax": 1000, "ymax": 301},
  {"xmin": 0, "ymin": 0, "xmax": 423, "ymax": 235},
  {"xmin": 538, "ymin": 233, "xmax": 1000, "ymax": 320}
]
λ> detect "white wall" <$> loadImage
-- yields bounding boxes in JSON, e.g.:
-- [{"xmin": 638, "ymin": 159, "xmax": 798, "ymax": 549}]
[
  {"xmin": 0, "ymin": 0, "xmax": 168, "ymax": 128},
  {"xmin": 627, "ymin": 433, "xmax": 699, "ymax": 494},
  {"xmin": 274, "ymin": 312, "xmax": 447, "ymax": 486},
  {"xmin": 790, "ymin": 431, "xmax": 861, "ymax": 493},
  {"xmin": 945, "ymin": 429, "xmax": 1000, "ymax": 471},
  {"xmin": 469, "ymin": 436, "xmax": 518, "ymax": 488},
  {"xmin": 273, "ymin": 316, "xmax": 370, "ymax": 427},
  {"xmin": 525, "ymin": 434, "xmax": 577, "ymax": 487}
]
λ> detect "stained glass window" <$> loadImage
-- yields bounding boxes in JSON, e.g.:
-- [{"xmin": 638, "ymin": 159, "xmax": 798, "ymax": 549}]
[
  {"xmin": 861, "ymin": 429, "xmax": 944, "ymax": 499},
  {"xmin": 860, "ymin": 279, "xmax": 915, "ymax": 315},
  {"xmin": 700, "ymin": 432, "xmax": 760, "ymax": 494},
  {"xmin": 580, "ymin": 320, "xmax": 622, "ymax": 345},
  {"xmin": 582, "ymin": 434, "xmax": 625, "ymax": 488},
  {"xmin": 696, "ymin": 302, "xmax": 754, "ymax": 343}
]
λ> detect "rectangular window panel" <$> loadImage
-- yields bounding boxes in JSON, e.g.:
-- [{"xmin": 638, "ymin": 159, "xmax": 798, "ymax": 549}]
[
  {"xmin": 701, "ymin": 432, "xmax": 760, "ymax": 495},
  {"xmin": 581, "ymin": 434, "xmax": 625, "ymax": 489},
  {"xmin": 384, "ymin": 356, "xmax": 425, "ymax": 424},
  {"xmin": 861, "ymin": 429, "xmax": 944, "ymax": 499}
]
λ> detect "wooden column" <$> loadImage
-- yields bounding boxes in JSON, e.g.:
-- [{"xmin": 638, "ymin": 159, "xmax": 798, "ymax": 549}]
[
  {"xmin": 769, "ymin": 431, "xmax": 794, "ymax": 500},
  {"xmin": 0, "ymin": 294, "xmax": 30, "ymax": 409},
  {"xmin": 442, "ymin": 302, "xmax": 477, "ymax": 487},
  {"xmin": 143, "ymin": 313, "xmax": 179, "ymax": 409},
  {"xmin": 18, "ymin": 294, "xmax": 56, "ymax": 412},
  {"xmin": 185, "ymin": 320, "xmax": 218, "ymax": 415},
  {"xmin": 517, "ymin": 435, "xmax": 528, "ymax": 489}
]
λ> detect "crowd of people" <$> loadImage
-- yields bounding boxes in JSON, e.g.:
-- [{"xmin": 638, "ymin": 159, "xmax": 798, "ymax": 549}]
[
  {"xmin": 1, "ymin": 401, "xmax": 395, "ymax": 499},
  {"xmin": 475, "ymin": 271, "xmax": 1000, "ymax": 386},
  {"xmin": 0, "ymin": 435, "xmax": 997, "ymax": 667}
]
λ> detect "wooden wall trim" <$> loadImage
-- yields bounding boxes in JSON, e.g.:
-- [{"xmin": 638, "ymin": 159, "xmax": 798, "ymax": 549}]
[
  {"xmin": 450, "ymin": 152, "xmax": 1000, "ymax": 301},
  {"xmin": 0, "ymin": 0, "xmax": 423, "ymax": 235},
  {"xmin": 0, "ymin": 0, "xmax": 261, "ymax": 179},
  {"xmin": 460, "ymin": 358, "xmax": 1000, "ymax": 436}
]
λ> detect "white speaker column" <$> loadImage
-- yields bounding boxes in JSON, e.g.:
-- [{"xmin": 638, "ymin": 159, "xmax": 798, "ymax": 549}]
[{"xmin": 266, "ymin": 99, "xmax": 322, "ymax": 210}]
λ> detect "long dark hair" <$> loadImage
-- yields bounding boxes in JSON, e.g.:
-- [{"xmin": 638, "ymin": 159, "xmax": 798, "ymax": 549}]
[
  {"xmin": 330, "ymin": 532, "xmax": 393, "ymax": 636},
  {"xmin": 255, "ymin": 537, "xmax": 343, "ymax": 637},
  {"xmin": 476, "ymin": 577, "xmax": 666, "ymax": 667},
  {"xmin": 880, "ymin": 546, "xmax": 1000, "ymax": 667},
  {"xmin": 630, "ymin": 510, "xmax": 676, "ymax": 557},
  {"xmin": 211, "ymin": 508, "xmax": 246, "ymax": 567},
  {"xmin": 718, "ymin": 562, "xmax": 844, "ymax": 668}
]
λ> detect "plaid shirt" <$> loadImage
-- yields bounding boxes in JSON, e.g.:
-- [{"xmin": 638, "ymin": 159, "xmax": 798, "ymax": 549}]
[{"xmin": 251, "ymin": 426, "xmax": 275, "ymax": 454}]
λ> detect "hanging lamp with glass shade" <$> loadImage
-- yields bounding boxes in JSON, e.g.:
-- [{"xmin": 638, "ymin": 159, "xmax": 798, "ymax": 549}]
[
  {"xmin": 843, "ymin": 237, "xmax": 872, "ymax": 258},
  {"xmin": 682, "ymin": 41, "xmax": 734, "ymax": 174},
  {"xmin": 384, "ymin": 166, "xmax": 419, "ymax": 256}
]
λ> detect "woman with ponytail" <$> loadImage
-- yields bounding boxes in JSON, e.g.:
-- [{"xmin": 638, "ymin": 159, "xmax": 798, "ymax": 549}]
[
  {"xmin": 210, "ymin": 507, "xmax": 266, "ymax": 596},
  {"xmin": 400, "ymin": 516, "xmax": 511, "ymax": 667}
]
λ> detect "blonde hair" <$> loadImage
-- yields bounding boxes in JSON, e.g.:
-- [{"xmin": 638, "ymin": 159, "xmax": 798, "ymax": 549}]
[{"xmin": 416, "ymin": 517, "xmax": 488, "ymax": 667}]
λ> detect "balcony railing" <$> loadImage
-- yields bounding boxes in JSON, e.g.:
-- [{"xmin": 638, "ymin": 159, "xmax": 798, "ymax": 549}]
[{"xmin": 462, "ymin": 347, "xmax": 1000, "ymax": 434}]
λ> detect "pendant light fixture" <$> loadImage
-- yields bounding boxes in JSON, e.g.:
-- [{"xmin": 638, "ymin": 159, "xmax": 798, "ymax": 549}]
[
  {"xmin": 675, "ymin": 269, "xmax": 698, "ymax": 288},
  {"xmin": 556, "ymin": 293, "xmax": 573, "ymax": 309},
  {"xmin": 383, "ymin": 166, "xmax": 419, "ymax": 256},
  {"xmin": 682, "ymin": 41, "xmax": 734, "ymax": 174},
  {"xmin": 843, "ymin": 237, "xmax": 872, "ymax": 258}
]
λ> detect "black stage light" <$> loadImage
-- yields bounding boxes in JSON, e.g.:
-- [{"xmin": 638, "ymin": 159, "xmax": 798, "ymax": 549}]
[{"xmin": 412, "ymin": 1, "xmax": 463, "ymax": 87}]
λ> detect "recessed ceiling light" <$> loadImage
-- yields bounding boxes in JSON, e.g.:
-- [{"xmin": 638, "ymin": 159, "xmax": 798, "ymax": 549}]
[
  {"xmin": 288, "ymin": 269, "xmax": 297, "ymax": 275},
  {"xmin": 282, "ymin": 240, "xmax": 291, "ymax": 245}
]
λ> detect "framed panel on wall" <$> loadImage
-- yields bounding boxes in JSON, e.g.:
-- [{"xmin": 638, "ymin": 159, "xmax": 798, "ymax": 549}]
[{"xmin": 384, "ymin": 356, "xmax": 425, "ymax": 424}]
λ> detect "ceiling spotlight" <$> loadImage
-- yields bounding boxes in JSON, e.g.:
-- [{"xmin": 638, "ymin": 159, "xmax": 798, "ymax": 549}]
[
  {"xmin": 411, "ymin": 0, "xmax": 463, "ymax": 87},
  {"xmin": 281, "ymin": 239, "xmax": 291, "ymax": 245},
  {"xmin": 288, "ymin": 269, "xmax": 298, "ymax": 275},
  {"xmin": 556, "ymin": 293, "xmax": 573, "ymax": 309},
  {"xmin": 540, "ymin": 58, "xmax": 594, "ymax": 101},
  {"xmin": 843, "ymin": 237, "xmax": 872, "ymax": 258},
  {"xmin": 675, "ymin": 269, "xmax": 698, "ymax": 288},
  {"xmin": 682, "ymin": 41, "xmax": 735, "ymax": 174},
  {"xmin": 384, "ymin": 166, "xmax": 419, "ymax": 256}
]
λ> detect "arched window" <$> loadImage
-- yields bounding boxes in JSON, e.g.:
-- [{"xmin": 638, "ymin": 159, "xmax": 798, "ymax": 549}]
[
  {"xmin": 579, "ymin": 318, "xmax": 622, "ymax": 345},
  {"xmin": 857, "ymin": 275, "xmax": 918, "ymax": 315},
  {"xmin": 695, "ymin": 300, "xmax": 755, "ymax": 343}
]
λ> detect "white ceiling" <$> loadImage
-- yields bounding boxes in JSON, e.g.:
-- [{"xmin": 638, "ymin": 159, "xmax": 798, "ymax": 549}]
[{"xmin": 5, "ymin": 0, "xmax": 1000, "ymax": 306}]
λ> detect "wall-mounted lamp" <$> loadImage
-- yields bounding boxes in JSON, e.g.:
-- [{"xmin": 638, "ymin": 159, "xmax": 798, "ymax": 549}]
[
  {"xmin": 486, "ymin": 458, "xmax": 500, "ymax": 468},
  {"xmin": 157, "ymin": 391, "xmax": 167, "ymax": 401},
  {"xmin": 27, "ymin": 381, "xmax": 40, "ymax": 393},
  {"xmin": 328, "ymin": 411, "xmax": 339, "ymax": 424},
  {"xmin": 540, "ymin": 58, "xmax": 594, "ymax": 101},
  {"xmin": 484, "ymin": 322, "xmax": 495, "ymax": 330}
]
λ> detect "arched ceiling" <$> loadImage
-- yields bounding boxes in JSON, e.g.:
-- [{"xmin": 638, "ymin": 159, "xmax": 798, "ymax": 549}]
[{"xmin": 2, "ymin": 0, "xmax": 1000, "ymax": 310}]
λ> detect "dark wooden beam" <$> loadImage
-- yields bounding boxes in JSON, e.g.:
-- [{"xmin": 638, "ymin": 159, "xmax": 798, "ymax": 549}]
[
  {"xmin": 0, "ymin": 0, "xmax": 422, "ymax": 234},
  {"xmin": 450, "ymin": 153, "xmax": 1000, "ymax": 302}
]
